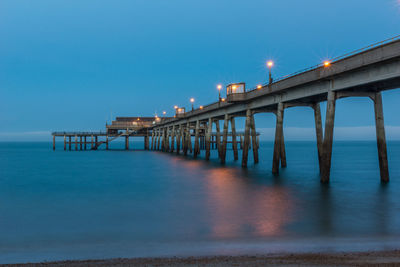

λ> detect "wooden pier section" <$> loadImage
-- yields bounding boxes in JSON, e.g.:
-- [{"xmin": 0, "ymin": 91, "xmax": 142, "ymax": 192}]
[{"xmin": 53, "ymin": 36, "xmax": 400, "ymax": 183}]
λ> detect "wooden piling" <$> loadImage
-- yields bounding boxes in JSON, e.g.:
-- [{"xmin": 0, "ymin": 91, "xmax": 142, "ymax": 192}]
[
  {"xmin": 84, "ymin": 136, "xmax": 87, "ymax": 150},
  {"xmin": 75, "ymin": 135, "xmax": 78, "ymax": 151},
  {"xmin": 230, "ymin": 117, "xmax": 238, "ymax": 161},
  {"xmin": 242, "ymin": 109, "xmax": 252, "ymax": 168},
  {"xmin": 91, "ymin": 135, "xmax": 94, "ymax": 149},
  {"xmin": 69, "ymin": 136, "xmax": 72, "ymax": 150},
  {"xmin": 221, "ymin": 114, "xmax": 229, "ymax": 164},
  {"xmin": 64, "ymin": 135, "xmax": 66, "ymax": 151},
  {"xmin": 53, "ymin": 135, "xmax": 56, "ymax": 150},
  {"xmin": 272, "ymin": 103, "xmax": 284, "ymax": 174},
  {"xmin": 194, "ymin": 120, "xmax": 200, "ymax": 158},
  {"xmin": 313, "ymin": 103, "xmax": 323, "ymax": 172},
  {"xmin": 106, "ymin": 135, "xmax": 109, "ymax": 150},
  {"xmin": 206, "ymin": 118, "xmax": 212, "ymax": 160},
  {"xmin": 321, "ymin": 90, "xmax": 336, "ymax": 183},
  {"xmin": 250, "ymin": 114, "xmax": 259, "ymax": 164},
  {"xmin": 80, "ymin": 136, "xmax": 83, "ymax": 150},
  {"xmin": 373, "ymin": 92, "xmax": 389, "ymax": 182}
]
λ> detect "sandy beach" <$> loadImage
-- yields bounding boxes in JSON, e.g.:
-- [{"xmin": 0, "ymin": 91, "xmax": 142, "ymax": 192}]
[{"xmin": 3, "ymin": 250, "xmax": 400, "ymax": 266}]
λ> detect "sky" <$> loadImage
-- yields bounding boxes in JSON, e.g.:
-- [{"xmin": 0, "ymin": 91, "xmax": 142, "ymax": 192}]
[{"xmin": 0, "ymin": 0, "xmax": 400, "ymax": 141}]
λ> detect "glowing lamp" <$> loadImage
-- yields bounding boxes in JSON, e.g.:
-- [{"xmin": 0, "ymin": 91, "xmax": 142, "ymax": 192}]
[
  {"xmin": 267, "ymin": 60, "xmax": 274, "ymax": 68},
  {"xmin": 190, "ymin": 98, "xmax": 195, "ymax": 103},
  {"xmin": 324, "ymin": 61, "xmax": 331, "ymax": 67},
  {"xmin": 257, "ymin": 85, "xmax": 262, "ymax": 89}
]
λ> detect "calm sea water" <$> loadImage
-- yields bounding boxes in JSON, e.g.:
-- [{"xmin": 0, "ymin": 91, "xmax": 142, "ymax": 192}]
[{"xmin": 0, "ymin": 141, "xmax": 400, "ymax": 263}]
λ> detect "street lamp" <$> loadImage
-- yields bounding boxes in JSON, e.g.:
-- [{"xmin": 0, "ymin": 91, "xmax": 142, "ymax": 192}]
[
  {"xmin": 323, "ymin": 61, "xmax": 331, "ymax": 67},
  {"xmin": 174, "ymin": 105, "xmax": 178, "ymax": 109},
  {"xmin": 163, "ymin": 111, "xmax": 166, "ymax": 117},
  {"xmin": 267, "ymin": 60, "xmax": 274, "ymax": 84},
  {"xmin": 217, "ymin": 84, "xmax": 222, "ymax": 101},
  {"xmin": 190, "ymin": 98, "xmax": 195, "ymax": 111}
]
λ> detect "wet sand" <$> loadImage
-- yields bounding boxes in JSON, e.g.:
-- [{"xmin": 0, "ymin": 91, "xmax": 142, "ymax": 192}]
[{"xmin": 4, "ymin": 250, "xmax": 400, "ymax": 266}]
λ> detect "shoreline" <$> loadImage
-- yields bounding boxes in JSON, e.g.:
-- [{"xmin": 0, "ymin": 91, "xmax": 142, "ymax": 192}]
[{"xmin": 3, "ymin": 250, "xmax": 400, "ymax": 266}]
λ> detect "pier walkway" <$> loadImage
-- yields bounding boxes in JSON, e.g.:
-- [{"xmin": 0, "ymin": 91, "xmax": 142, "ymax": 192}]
[{"xmin": 53, "ymin": 36, "xmax": 400, "ymax": 183}]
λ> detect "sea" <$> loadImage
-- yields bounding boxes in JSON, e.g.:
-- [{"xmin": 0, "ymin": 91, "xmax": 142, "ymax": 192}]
[{"xmin": 0, "ymin": 141, "xmax": 399, "ymax": 264}]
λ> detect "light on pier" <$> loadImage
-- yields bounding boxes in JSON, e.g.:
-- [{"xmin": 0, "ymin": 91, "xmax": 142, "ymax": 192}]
[
  {"xmin": 257, "ymin": 85, "xmax": 262, "ymax": 89},
  {"xmin": 267, "ymin": 60, "xmax": 274, "ymax": 84},
  {"xmin": 190, "ymin": 98, "xmax": 195, "ymax": 111},
  {"xmin": 324, "ymin": 61, "xmax": 331, "ymax": 67},
  {"xmin": 217, "ymin": 84, "xmax": 222, "ymax": 101}
]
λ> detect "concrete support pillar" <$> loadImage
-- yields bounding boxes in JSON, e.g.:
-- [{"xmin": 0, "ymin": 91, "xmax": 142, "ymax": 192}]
[
  {"xmin": 151, "ymin": 132, "xmax": 155, "ymax": 150},
  {"xmin": 313, "ymin": 103, "xmax": 323, "ymax": 173},
  {"xmin": 170, "ymin": 126, "xmax": 175, "ymax": 153},
  {"xmin": 95, "ymin": 136, "xmax": 98, "ymax": 148},
  {"xmin": 125, "ymin": 135, "xmax": 129, "ymax": 150},
  {"xmin": 215, "ymin": 120, "xmax": 221, "ymax": 158},
  {"xmin": 160, "ymin": 129, "xmax": 164, "ymax": 151},
  {"xmin": 156, "ymin": 129, "xmax": 160, "ymax": 150},
  {"xmin": 64, "ymin": 135, "xmax": 66, "ymax": 151},
  {"xmin": 272, "ymin": 103, "xmax": 284, "ymax": 174},
  {"xmin": 84, "ymin": 136, "xmax": 87, "ymax": 150},
  {"xmin": 373, "ymin": 92, "xmax": 389, "ymax": 183},
  {"xmin": 221, "ymin": 114, "xmax": 229, "ymax": 164},
  {"xmin": 280, "ymin": 129, "xmax": 287, "ymax": 167},
  {"xmin": 242, "ymin": 109, "xmax": 252, "ymax": 168},
  {"xmin": 80, "ymin": 136, "xmax": 83, "ymax": 150},
  {"xmin": 162, "ymin": 128, "xmax": 167, "ymax": 152},
  {"xmin": 69, "ymin": 136, "xmax": 72, "ymax": 150},
  {"xmin": 183, "ymin": 124, "xmax": 189, "ymax": 156},
  {"xmin": 75, "ymin": 135, "xmax": 78, "ymax": 151},
  {"xmin": 230, "ymin": 117, "xmax": 238, "ymax": 161},
  {"xmin": 321, "ymin": 90, "xmax": 337, "ymax": 183},
  {"xmin": 91, "ymin": 135, "xmax": 94, "ymax": 149},
  {"xmin": 176, "ymin": 125, "xmax": 181, "ymax": 154},
  {"xmin": 188, "ymin": 125, "xmax": 193, "ymax": 154},
  {"xmin": 53, "ymin": 135, "xmax": 56, "ymax": 150},
  {"xmin": 250, "ymin": 114, "xmax": 259, "ymax": 164},
  {"xmin": 240, "ymin": 135, "xmax": 243, "ymax": 150},
  {"xmin": 194, "ymin": 120, "xmax": 200, "ymax": 158},
  {"xmin": 206, "ymin": 118, "xmax": 212, "ymax": 160},
  {"xmin": 158, "ymin": 130, "xmax": 162, "ymax": 150}
]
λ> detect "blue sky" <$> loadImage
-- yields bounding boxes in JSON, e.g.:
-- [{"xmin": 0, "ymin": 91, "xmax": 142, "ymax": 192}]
[{"xmin": 0, "ymin": 0, "xmax": 400, "ymax": 141}]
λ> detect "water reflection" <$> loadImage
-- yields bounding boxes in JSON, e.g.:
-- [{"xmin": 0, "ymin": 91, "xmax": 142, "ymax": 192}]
[{"xmin": 204, "ymin": 168, "xmax": 294, "ymax": 239}]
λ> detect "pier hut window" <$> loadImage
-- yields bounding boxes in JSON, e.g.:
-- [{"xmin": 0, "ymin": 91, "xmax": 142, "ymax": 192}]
[
  {"xmin": 226, "ymin": 83, "xmax": 245, "ymax": 95},
  {"xmin": 176, "ymin": 107, "xmax": 185, "ymax": 116}
]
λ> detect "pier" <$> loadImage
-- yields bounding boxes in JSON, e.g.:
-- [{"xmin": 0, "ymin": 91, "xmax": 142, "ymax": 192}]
[{"xmin": 52, "ymin": 36, "xmax": 400, "ymax": 183}]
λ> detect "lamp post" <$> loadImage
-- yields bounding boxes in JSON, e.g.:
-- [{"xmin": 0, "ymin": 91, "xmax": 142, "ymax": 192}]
[
  {"xmin": 267, "ymin": 60, "xmax": 274, "ymax": 84},
  {"xmin": 190, "ymin": 98, "xmax": 195, "ymax": 111},
  {"xmin": 217, "ymin": 84, "xmax": 222, "ymax": 101},
  {"xmin": 163, "ymin": 111, "xmax": 166, "ymax": 118}
]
